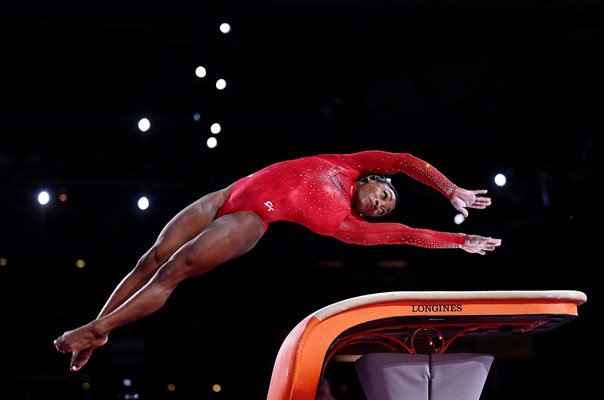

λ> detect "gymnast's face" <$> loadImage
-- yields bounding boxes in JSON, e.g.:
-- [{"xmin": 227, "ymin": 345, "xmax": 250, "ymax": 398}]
[{"xmin": 354, "ymin": 177, "xmax": 397, "ymax": 218}]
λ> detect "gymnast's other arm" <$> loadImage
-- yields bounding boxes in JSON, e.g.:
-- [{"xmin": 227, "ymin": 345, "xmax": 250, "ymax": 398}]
[
  {"xmin": 344, "ymin": 159, "xmax": 501, "ymax": 254},
  {"xmin": 331, "ymin": 217, "xmax": 501, "ymax": 255}
]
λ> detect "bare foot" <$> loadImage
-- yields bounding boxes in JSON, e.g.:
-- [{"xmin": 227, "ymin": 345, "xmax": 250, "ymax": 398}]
[
  {"xmin": 54, "ymin": 323, "xmax": 108, "ymax": 353},
  {"xmin": 70, "ymin": 348, "xmax": 94, "ymax": 372}
]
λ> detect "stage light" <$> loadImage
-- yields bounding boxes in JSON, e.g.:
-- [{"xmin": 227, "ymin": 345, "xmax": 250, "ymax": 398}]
[
  {"xmin": 216, "ymin": 78, "xmax": 227, "ymax": 90},
  {"xmin": 37, "ymin": 190, "xmax": 50, "ymax": 205},
  {"xmin": 138, "ymin": 118, "xmax": 150, "ymax": 132},
  {"xmin": 494, "ymin": 173, "xmax": 507, "ymax": 187},
  {"xmin": 207, "ymin": 137, "xmax": 218, "ymax": 148},
  {"xmin": 137, "ymin": 196, "xmax": 150, "ymax": 210},
  {"xmin": 219, "ymin": 22, "xmax": 231, "ymax": 34},
  {"xmin": 195, "ymin": 65, "xmax": 207, "ymax": 78}
]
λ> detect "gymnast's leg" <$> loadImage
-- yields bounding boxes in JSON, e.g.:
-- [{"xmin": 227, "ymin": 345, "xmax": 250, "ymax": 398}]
[
  {"xmin": 57, "ymin": 189, "xmax": 232, "ymax": 370},
  {"xmin": 54, "ymin": 210, "xmax": 265, "ymax": 371},
  {"xmin": 94, "ymin": 188, "xmax": 234, "ymax": 320}
]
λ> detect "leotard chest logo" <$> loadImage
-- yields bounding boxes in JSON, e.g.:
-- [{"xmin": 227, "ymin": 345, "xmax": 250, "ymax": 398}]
[{"xmin": 263, "ymin": 201, "xmax": 275, "ymax": 211}]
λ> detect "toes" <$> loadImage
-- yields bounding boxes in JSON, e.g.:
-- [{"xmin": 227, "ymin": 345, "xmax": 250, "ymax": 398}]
[
  {"xmin": 70, "ymin": 349, "xmax": 92, "ymax": 372},
  {"xmin": 54, "ymin": 339, "xmax": 65, "ymax": 352}
]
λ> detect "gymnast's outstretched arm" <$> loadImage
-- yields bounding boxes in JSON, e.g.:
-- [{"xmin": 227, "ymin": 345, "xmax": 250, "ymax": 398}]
[
  {"xmin": 332, "ymin": 216, "xmax": 501, "ymax": 255},
  {"xmin": 341, "ymin": 151, "xmax": 493, "ymax": 218}
]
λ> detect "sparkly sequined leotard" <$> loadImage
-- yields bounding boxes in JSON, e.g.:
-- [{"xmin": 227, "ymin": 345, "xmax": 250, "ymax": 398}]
[{"xmin": 216, "ymin": 150, "xmax": 465, "ymax": 249}]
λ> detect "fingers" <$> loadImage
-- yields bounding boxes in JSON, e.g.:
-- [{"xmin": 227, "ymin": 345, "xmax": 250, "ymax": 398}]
[
  {"xmin": 486, "ymin": 237, "xmax": 502, "ymax": 246},
  {"xmin": 463, "ymin": 236, "xmax": 501, "ymax": 255},
  {"xmin": 467, "ymin": 197, "xmax": 491, "ymax": 209},
  {"xmin": 480, "ymin": 237, "xmax": 502, "ymax": 252}
]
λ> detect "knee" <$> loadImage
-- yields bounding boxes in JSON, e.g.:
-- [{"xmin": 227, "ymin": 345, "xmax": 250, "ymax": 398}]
[
  {"xmin": 152, "ymin": 260, "xmax": 187, "ymax": 291},
  {"xmin": 134, "ymin": 247, "xmax": 164, "ymax": 275}
]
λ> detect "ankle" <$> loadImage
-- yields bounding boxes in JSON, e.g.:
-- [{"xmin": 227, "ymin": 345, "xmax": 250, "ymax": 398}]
[{"xmin": 89, "ymin": 320, "xmax": 109, "ymax": 339}]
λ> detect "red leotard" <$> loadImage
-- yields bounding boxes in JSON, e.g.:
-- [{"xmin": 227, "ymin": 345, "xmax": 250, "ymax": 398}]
[{"xmin": 216, "ymin": 150, "xmax": 465, "ymax": 249}]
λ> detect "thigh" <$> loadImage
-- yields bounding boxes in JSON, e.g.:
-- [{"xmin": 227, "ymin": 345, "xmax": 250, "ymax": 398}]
[
  {"xmin": 152, "ymin": 190, "xmax": 228, "ymax": 263},
  {"xmin": 155, "ymin": 211, "xmax": 266, "ymax": 285}
]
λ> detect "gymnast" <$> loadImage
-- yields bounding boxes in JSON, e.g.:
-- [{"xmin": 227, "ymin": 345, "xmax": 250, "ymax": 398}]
[{"xmin": 53, "ymin": 150, "xmax": 502, "ymax": 372}]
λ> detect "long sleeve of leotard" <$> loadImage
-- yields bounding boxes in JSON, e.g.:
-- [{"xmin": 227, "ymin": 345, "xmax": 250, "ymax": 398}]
[
  {"xmin": 328, "ymin": 151, "xmax": 464, "ymax": 248},
  {"xmin": 332, "ymin": 214, "xmax": 465, "ymax": 248},
  {"xmin": 340, "ymin": 150, "xmax": 458, "ymax": 198}
]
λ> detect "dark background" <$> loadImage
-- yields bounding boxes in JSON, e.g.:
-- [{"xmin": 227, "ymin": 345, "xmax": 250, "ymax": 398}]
[{"xmin": 1, "ymin": 1, "xmax": 601, "ymax": 399}]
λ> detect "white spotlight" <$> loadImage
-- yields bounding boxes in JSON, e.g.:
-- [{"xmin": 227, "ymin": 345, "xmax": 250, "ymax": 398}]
[
  {"xmin": 210, "ymin": 123, "xmax": 221, "ymax": 134},
  {"xmin": 220, "ymin": 23, "xmax": 231, "ymax": 34},
  {"xmin": 216, "ymin": 79, "xmax": 227, "ymax": 90},
  {"xmin": 207, "ymin": 137, "xmax": 218, "ymax": 148},
  {"xmin": 494, "ymin": 173, "xmax": 507, "ymax": 187},
  {"xmin": 37, "ymin": 190, "xmax": 50, "ymax": 205},
  {"xmin": 138, "ymin": 118, "xmax": 151, "ymax": 132},
  {"xmin": 137, "ymin": 196, "xmax": 150, "ymax": 210},
  {"xmin": 195, "ymin": 66, "xmax": 207, "ymax": 78}
]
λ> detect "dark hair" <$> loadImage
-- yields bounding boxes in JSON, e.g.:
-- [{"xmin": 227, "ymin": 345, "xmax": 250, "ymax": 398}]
[{"xmin": 359, "ymin": 174, "xmax": 399, "ymax": 213}]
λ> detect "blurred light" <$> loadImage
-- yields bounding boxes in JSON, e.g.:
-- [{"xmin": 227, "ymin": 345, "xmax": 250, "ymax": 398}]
[
  {"xmin": 167, "ymin": 383, "xmax": 176, "ymax": 392},
  {"xmin": 38, "ymin": 190, "xmax": 50, "ymax": 205},
  {"xmin": 76, "ymin": 259, "xmax": 86, "ymax": 269},
  {"xmin": 219, "ymin": 23, "xmax": 231, "ymax": 34},
  {"xmin": 58, "ymin": 186, "xmax": 68, "ymax": 202},
  {"xmin": 216, "ymin": 78, "xmax": 227, "ymax": 90},
  {"xmin": 212, "ymin": 384, "xmax": 222, "ymax": 393},
  {"xmin": 453, "ymin": 213, "xmax": 465, "ymax": 225},
  {"xmin": 0, "ymin": 258, "xmax": 7, "ymax": 267},
  {"xmin": 376, "ymin": 260, "xmax": 409, "ymax": 268},
  {"xmin": 137, "ymin": 196, "xmax": 150, "ymax": 210},
  {"xmin": 195, "ymin": 66, "xmax": 207, "ymax": 78},
  {"xmin": 82, "ymin": 381, "xmax": 91, "ymax": 390},
  {"xmin": 193, "ymin": 113, "xmax": 201, "ymax": 122},
  {"xmin": 207, "ymin": 137, "xmax": 218, "ymax": 148},
  {"xmin": 138, "ymin": 118, "xmax": 151, "ymax": 132},
  {"xmin": 494, "ymin": 173, "xmax": 507, "ymax": 187},
  {"xmin": 123, "ymin": 378, "xmax": 132, "ymax": 387},
  {"xmin": 210, "ymin": 122, "xmax": 221, "ymax": 134}
]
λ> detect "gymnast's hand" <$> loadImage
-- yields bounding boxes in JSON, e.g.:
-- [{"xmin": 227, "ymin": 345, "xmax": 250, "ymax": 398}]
[
  {"xmin": 461, "ymin": 234, "xmax": 502, "ymax": 255},
  {"xmin": 450, "ymin": 188, "xmax": 492, "ymax": 218}
]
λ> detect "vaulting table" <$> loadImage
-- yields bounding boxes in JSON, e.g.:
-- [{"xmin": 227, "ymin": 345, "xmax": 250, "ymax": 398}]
[{"xmin": 267, "ymin": 290, "xmax": 587, "ymax": 400}]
